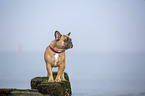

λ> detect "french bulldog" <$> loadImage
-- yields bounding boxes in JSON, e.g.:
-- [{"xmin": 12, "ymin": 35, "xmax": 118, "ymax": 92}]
[{"xmin": 44, "ymin": 31, "xmax": 73, "ymax": 82}]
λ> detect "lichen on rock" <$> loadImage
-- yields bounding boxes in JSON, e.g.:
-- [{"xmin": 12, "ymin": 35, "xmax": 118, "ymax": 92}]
[
  {"xmin": 0, "ymin": 89, "xmax": 43, "ymax": 96},
  {"xmin": 30, "ymin": 72, "xmax": 72, "ymax": 96}
]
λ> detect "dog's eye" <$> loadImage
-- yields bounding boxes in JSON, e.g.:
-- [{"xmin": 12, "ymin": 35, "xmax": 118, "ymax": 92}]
[
  {"xmin": 64, "ymin": 37, "xmax": 70, "ymax": 42},
  {"xmin": 64, "ymin": 39, "xmax": 67, "ymax": 42}
]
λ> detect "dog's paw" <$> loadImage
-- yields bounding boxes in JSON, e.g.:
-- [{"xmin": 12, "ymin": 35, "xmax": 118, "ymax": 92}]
[
  {"xmin": 61, "ymin": 78, "xmax": 66, "ymax": 81},
  {"xmin": 48, "ymin": 79, "xmax": 54, "ymax": 82},
  {"xmin": 55, "ymin": 78, "xmax": 61, "ymax": 82}
]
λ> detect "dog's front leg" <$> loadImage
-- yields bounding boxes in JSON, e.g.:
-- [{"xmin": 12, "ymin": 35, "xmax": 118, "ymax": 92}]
[
  {"xmin": 55, "ymin": 63, "xmax": 65, "ymax": 82},
  {"xmin": 61, "ymin": 71, "xmax": 66, "ymax": 81},
  {"xmin": 61, "ymin": 62, "xmax": 66, "ymax": 81},
  {"xmin": 46, "ymin": 63, "xmax": 54, "ymax": 82}
]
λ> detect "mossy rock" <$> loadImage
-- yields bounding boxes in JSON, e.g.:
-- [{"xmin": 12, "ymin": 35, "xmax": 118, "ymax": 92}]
[
  {"xmin": 31, "ymin": 72, "xmax": 69, "ymax": 89},
  {"xmin": 0, "ymin": 89, "xmax": 44, "ymax": 96},
  {"xmin": 31, "ymin": 77, "xmax": 46, "ymax": 89},
  {"xmin": 0, "ymin": 89, "xmax": 11, "ymax": 96},
  {"xmin": 37, "ymin": 82, "xmax": 62, "ymax": 96},
  {"xmin": 59, "ymin": 81, "xmax": 72, "ymax": 96},
  {"xmin": 31, "ymin": 72, "xmax": 72, "ymax": 96}
]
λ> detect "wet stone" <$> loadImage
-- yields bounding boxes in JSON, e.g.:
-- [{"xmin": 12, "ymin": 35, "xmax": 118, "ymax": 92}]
[
  {"xmin": 37, "ymin": 82, "xmax": 62, "ymax": 96},
  {"xmin": 30, "ymin": 72, "xmax": 72, "ymax": 96},
  {"xmin": 0, "ymin": 89, "xmax": 45, "ymax": 96}
]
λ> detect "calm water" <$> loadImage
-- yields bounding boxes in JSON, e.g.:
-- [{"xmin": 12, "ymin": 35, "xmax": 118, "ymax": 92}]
[{"xmin": 0, "ymin": 52, "xmax": 145, "ymax": 96}]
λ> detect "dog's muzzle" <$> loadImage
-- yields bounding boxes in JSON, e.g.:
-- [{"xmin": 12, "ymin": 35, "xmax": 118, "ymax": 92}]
[{"xmin": 65, "ymin": 42, "xmax": 73, "ymax": 49}]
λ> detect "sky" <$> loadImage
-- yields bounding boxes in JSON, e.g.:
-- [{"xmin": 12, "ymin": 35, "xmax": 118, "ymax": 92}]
[{"xmin": 0, "ymin": 0, "xmax": 145, "ymax": 53}]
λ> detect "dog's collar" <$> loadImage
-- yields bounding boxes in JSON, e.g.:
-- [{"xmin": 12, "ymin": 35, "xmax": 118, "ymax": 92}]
[{"xmin": 49, "ymin": 46, "xmax": 63, "ymax": 54}]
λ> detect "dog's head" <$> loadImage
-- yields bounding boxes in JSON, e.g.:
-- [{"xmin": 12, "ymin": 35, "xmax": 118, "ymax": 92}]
[{"xmin": 54, "ymin": 31, "xmax": 73, "ymax": 50}]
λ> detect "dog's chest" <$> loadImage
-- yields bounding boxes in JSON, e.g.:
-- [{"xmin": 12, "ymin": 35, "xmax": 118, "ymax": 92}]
[
  {"xmin": 49, "ymin": 53, "xmax": 64, "ymax": 67},
  {"xmin": 54, "ymin": 54, "xmax": 59, "ymax": 63},
  {"xmin": 53, "ymin": 54, "xmax": 59, "ymax": 66}
]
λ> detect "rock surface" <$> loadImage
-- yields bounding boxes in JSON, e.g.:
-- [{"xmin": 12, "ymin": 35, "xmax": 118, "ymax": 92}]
[
  {"xmin": 31, "ymin": 72, "xmax": 72, "ymax": 96},
  {"xmin": 0, "ymin": 89, "xmax": 44, "ymax": 96},
  {"xmin": 0, "ymin": 72, "xmax": 72, "ymax": 96}
]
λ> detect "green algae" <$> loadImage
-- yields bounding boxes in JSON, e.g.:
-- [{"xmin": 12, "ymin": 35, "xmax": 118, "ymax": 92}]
[
  {"xmin": 0, "ymin": 89, "xmax": 43, "ymax": 96},
  {"xmin": 0, "ymin": 72, "xmax": 72, "ymax": 96},
  {"xmin": 37, "ymin": 83, "xmax": 62, "ymax": 96},
  {"xmin": 31, "ymin": 72, "xmax": 72, "ymax": 96}
]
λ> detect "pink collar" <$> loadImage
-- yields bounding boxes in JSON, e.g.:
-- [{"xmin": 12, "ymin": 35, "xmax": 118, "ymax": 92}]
[{"xmin": 49, "ymin": 46, "xmax": 63, "ymax": 54}]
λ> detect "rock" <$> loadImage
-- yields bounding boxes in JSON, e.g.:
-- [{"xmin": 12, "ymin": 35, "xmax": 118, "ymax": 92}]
[
  {"xmin": 31, "ymin": 72, "xmax": 69, "ymax": 89},
  {"xmin": 0, "ymin": 89, "xmax": 11, "ymax": 96},
  {"xmin": 0, "ymin": 89, "xmax": 44, "ymax": 96},
  {"xmin": 30, "ymin": 72, "xmax": 72, "ymax": 96},
  {"xmin": 37, "ymin": 82, "xmax": 62, "ymax": 96},
  {"xmin": 59, "ymin": 81, "xmax": 72, "ymax": 96},
  {"xmin": 31, "ymin": 77, "xmax": 46, "ymax": 89}
]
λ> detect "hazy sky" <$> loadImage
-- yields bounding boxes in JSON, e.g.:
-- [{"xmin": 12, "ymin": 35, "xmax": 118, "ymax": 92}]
[{"xmin": 0, "ymin": 0, "xmax": 145, "ymax": 53}]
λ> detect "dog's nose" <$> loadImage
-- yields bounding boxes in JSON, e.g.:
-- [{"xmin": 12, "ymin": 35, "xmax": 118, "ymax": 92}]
[{"xmin": 71, "ymin": 44, "xmax": 73, "ymax": 48}]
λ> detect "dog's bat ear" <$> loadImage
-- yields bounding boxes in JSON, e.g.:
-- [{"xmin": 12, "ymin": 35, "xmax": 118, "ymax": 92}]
[
  {"xmin": 67, "ymin": 32, "xmax": 71, "ymax": 36},
  {"xmin": 55, "ymin": 31, "xmax": 62, "ymax": 41}
]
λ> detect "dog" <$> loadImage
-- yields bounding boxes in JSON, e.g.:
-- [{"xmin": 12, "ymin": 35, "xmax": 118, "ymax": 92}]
[{"xmin": 44, "ymin": 31, "xmax": 73, "ymax": 82}]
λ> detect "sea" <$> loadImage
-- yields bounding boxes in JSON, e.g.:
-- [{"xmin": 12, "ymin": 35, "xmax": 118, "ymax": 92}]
[{"xmin": 0, "ymin": 51, "xmax": 145, "ymax": 96}]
